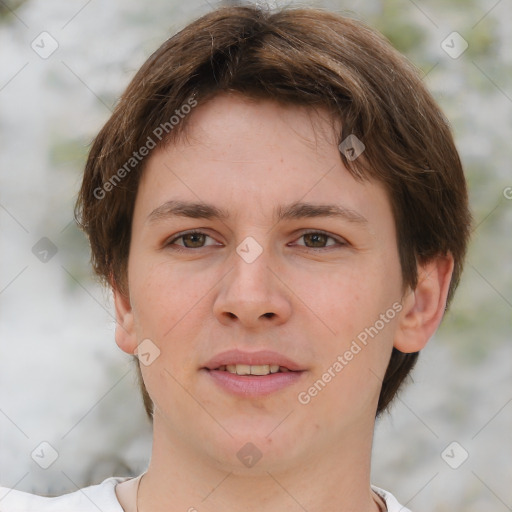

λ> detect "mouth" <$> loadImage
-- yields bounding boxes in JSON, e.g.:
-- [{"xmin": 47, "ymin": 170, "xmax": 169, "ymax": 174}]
[
  {"xmin": 202, "ymin": 348, "xmax": 305, "ymax": 372},
  {"xmin": 211, "ymin": 364, "xmax": 295, "ymax": 376},
  {"xmin": 201, "ymin": 349, "xmax": 306, "ymax": 397}
]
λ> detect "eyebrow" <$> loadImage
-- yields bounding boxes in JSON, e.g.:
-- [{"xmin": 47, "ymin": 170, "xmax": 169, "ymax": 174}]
[{"xmin": 147, "ymin": 200, "xmax": 368, "ymax": 225}]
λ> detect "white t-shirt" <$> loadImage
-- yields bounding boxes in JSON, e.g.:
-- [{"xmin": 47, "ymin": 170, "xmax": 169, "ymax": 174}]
[{"xmin": 0, "ymin": 477, "xmax": 412, "ymax": 511}]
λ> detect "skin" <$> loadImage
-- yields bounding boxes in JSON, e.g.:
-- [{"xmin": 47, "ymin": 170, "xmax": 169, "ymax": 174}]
[{"xmin": 113, "ymin": 92, "xmax": 453, "ymax": 512}]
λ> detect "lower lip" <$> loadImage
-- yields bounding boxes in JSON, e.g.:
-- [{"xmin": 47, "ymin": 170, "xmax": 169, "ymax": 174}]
[{"xmin": 204, "ymin": 369, "xmax": 305, "ymax": 397}]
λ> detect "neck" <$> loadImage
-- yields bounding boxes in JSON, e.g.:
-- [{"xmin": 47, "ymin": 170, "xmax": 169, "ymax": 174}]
[{"xmin": 138, "ymin": 415, "xmax": 380, "ymax": 512}]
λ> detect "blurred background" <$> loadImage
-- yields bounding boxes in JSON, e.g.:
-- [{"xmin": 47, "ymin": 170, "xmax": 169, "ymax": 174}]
[{"xmin": 0, "ymin": 0, "xmax": 510, "ymax": 510}]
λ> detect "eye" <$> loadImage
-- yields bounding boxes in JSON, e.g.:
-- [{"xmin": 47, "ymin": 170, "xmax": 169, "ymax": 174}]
[
  {"xmin": 292, "ymin": 230, "xmax": 347, "ymax": 249},
  {"xmin": 165, "ymin": 230, "xmax": 220, "ymax": 250},
  {"xmin": 165, "ymin": 229, "xmax": 347, "ymax": 252}
]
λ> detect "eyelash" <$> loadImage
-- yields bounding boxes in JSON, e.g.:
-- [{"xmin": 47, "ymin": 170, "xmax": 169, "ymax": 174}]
[{"xmin": 165, "ymin": 229, "xmax": 347, "ymax": 253}]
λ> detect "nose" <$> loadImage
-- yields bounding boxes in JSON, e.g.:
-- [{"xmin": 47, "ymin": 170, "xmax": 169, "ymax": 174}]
[{"xmin": 213, "ymin": 246, "xmax": 292, "ymax": 330}]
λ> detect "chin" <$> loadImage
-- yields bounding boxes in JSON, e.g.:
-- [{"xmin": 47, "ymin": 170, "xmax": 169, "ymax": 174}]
[{"xmin": 202, "ymin": 426, "xmax": 303, "ymax": 474}]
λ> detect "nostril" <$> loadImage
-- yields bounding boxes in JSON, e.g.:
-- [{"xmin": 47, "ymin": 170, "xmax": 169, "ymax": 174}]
[{"xmin": 262, "ymin": 312, "xmax": 275, "ymax": 318}]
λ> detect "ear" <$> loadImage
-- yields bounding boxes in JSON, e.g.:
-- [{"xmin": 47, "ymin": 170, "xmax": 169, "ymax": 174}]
[
  {"xmin": 112, "ymin": 284, "xmax": 138, "ymax": 355},
  {"xmin": 394, "ymin": 253, "xmax": 454, "ymax": 353}
]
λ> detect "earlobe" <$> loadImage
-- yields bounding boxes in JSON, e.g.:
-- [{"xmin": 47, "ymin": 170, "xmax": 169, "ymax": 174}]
[
  {"xmin": 394, "ymin": 253, "xmax": 454, "ymax": 353},
  {"xmin": 113, "ymin": 285, "xmax": 138, "ymax": 355}
]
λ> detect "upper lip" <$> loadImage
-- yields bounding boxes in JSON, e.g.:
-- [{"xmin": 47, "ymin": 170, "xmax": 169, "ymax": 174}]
[{"xmin": 202, "ymin": 349, "xmax": 304, "ymax": 372}]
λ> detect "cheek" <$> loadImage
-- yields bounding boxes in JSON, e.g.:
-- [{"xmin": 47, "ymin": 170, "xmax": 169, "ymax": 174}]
[
  {"xmin": 129, "ymin": 258, "xmax": 228, "ymax": 394},
  {"xmin": 130, "ymin": 262, "xmax": 214, "ymax": 409},
  {"xmin": 290, "ymin": 258, "xmax": 400, "ymax": 344},
  {"xmin": 130, "ymin": 259, "xmax": 215, "ymax": 338},
  {"xmin": 293, "ymin": 259, "xmax": 401, "ymax": 396}
]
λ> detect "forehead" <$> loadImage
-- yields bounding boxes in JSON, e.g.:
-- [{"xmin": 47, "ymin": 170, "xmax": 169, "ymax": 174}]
[
  {"xmin": 173, "ymin": 92, "xmax": 341, "ymax": 161},
  {"xmin": 135, "ymin": 92, "xmax": 391, "ymax": 230}
]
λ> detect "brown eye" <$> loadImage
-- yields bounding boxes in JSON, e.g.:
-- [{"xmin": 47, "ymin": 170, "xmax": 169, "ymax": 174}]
[
  {"xmin": 302, "ymin": 232, "xmax": 330, "ymax": 248},
  {"xmin": 294, "ymin": 231, "xmax": 344, "ymax": 249},
  {"xmin": 166, "ymin": 230, "xmax": 220, "ymax": 251},
  {"xmin": 180, "ymin": 233, "xmax": 207, "ymax": 248}
]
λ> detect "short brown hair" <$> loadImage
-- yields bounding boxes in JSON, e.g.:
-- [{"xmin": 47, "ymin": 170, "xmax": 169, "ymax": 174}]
[{"xmin": 75, "ymin": 5, "xmax": 471, "ymax": 419}]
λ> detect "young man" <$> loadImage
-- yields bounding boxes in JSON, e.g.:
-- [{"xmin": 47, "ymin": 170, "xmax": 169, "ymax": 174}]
[{"xmin": 0, "ymin": 4, "xmax": 471, "ymax": 511}]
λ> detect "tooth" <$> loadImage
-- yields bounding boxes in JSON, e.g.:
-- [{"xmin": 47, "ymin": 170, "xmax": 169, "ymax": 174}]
[
  {"xmin": 250, "ymin": 364, "xmax": 270, "ymax": 375},
  {"xmin": 280, "ymin": 367, "xmax": 290, "ymax": 372},
  {"xmin": 223, "ymin": 364, "xmax": 282, "ymax": 375},
  {"xmin": 235, "ymin": 364, "xmax": 251, "ymax": 376}
]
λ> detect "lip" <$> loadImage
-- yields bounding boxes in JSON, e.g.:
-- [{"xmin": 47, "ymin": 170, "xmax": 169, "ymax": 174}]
[
  {"xmin": 201, "ymin": 349, "xmax": 307, "ymax": 398},
  {"xmin": 202, "ymin": 349, "xmax": 304, "ymax": 372},
  {"xmin": 205, "ymin": 369, "xmax": 305, "ymax": 397}
]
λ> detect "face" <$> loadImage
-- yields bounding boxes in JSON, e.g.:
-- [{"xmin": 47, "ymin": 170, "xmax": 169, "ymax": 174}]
[{"xmin": 115, "ymin": 92, "xmax": 407, "ymax": 473}]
